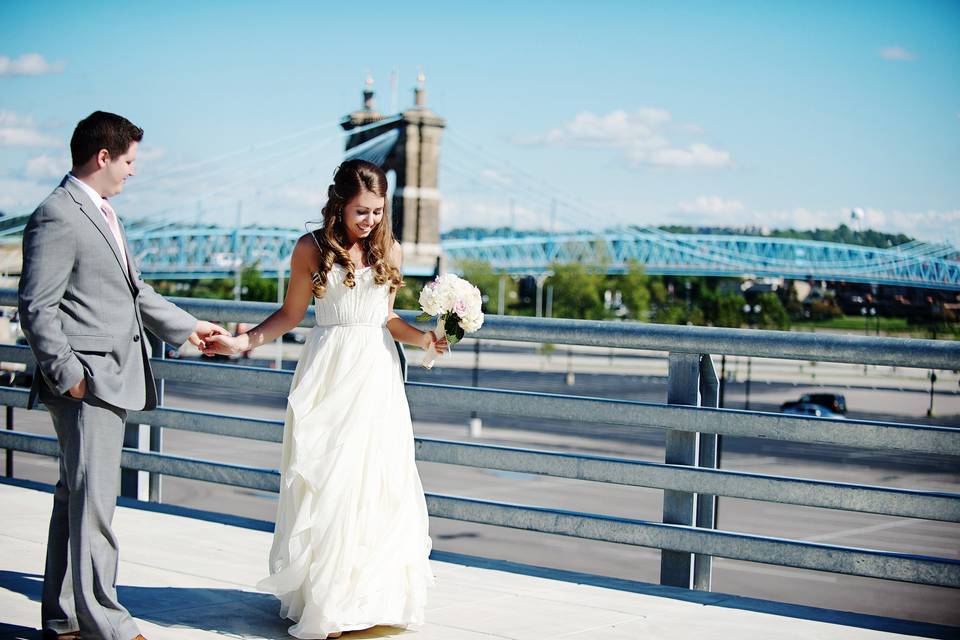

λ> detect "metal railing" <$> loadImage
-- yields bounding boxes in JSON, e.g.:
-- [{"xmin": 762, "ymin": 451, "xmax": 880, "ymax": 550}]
[{"xmin": 1, "ymin": 289, "xmax": 959, "ymax": 594}]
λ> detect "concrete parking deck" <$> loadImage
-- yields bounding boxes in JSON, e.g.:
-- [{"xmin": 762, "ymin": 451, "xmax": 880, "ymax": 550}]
[{"xmin": 0, "ymin": 480, "xmax": 954, "ymax": 640}]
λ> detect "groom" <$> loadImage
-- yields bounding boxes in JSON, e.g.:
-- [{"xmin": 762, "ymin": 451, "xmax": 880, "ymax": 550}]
[{"xmin": 18, "ymin": 111, "xmax": 228, "ymax": 640}]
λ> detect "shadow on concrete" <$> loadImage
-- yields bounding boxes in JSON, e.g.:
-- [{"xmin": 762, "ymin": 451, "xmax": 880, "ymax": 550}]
[
  {"xmin": 0, "ymin": 570, "xmax": 408, "ymax": 639},
  {"xmin": 0, "ymin": 622, "xmax": 41, "ymax": 640}
]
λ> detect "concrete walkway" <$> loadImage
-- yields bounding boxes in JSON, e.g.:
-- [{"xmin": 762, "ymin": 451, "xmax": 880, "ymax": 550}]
[{"xmin": 0, "ymin": 481, "xmax": 952, "ymax": 640}]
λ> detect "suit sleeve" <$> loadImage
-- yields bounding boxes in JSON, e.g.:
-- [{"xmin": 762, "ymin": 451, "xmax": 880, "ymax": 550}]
[
  {"xmin": 134, "ymin": 271, "xmax": 197, "ymax": 347},
  {"xmin": 17, "ymin": 204, "xmax": 84, "ymax": 396}
]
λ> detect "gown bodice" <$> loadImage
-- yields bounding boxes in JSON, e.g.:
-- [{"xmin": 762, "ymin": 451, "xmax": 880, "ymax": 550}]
[{"xmin": 313, "ymin": 264, "xmax": 390, "ymax": 328}]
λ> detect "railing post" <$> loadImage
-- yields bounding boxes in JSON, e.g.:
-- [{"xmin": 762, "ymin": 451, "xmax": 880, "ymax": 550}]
[
  {"xmin": 694, "ymin": 354, "xmax": 719, "ymax": 591},
  {"xmin": 149, "ymin": 336, "xmax": 165, "ymax": 503},
  {"xmin": 660, "ymin": 352, "xmax": 700, "ymax": 588},
  {"xmin": 122, "ymin": 334, "xmax": 165, "ymax": 501},
  {"xmin": 396, "ymin": 341, "xmax": 408, "ymax": 382},
  {"xmin": 5, "ymin": 403, "xmax": 13, "ymax": 477}
]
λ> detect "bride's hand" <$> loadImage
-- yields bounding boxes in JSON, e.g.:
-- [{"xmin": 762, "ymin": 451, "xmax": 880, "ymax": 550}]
[
  {"xmin": 201, "ymin": 333, "xmax": 244, "ymax": 357},
  {"xmin": 424, "ymin": 330, "xmax": 449, "ymax": 354}
]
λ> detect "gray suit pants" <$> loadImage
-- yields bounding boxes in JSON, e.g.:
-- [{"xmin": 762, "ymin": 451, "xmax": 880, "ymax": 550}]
[{"xmin": 40, "ymin": 388, "xmax": 140, "ymax": 640}]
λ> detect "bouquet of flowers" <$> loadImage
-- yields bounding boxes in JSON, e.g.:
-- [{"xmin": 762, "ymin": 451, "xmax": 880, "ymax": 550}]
[{"xmin": 417, "ymin": 273, "xmax": 485, "ymax": 369}]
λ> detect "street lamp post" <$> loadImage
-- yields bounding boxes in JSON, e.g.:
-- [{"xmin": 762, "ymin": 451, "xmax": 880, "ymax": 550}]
[
  {"xmin": 928, "ymin": 371, "xmax": 938, "ymax": 417},
  {"xmin": 742, "ymin": 303, "xmax": 762, "ymax": 410},
  {"xmin": 860, "ymin": 305, "xmax": 876, "ymax": 373}
]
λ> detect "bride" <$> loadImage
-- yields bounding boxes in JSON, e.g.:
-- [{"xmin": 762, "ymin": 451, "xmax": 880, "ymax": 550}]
[{"xmin": 203, "ymin": 159, "xmax": 446, "ymax": 638}]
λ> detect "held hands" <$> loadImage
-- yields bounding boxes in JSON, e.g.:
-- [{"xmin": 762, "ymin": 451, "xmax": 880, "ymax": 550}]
[
  {"xmin": 188, "ymin": 320, "xmax": 230, "ymax": 352},
  {"xmin": 201, "ymin": 332, "xmax": 248, "ymax": 357}
]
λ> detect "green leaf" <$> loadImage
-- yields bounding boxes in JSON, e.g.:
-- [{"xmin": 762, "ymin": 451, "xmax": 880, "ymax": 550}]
[
  {"xmin": 416, "ymin": 312, "xmax": 432, "ymax": 322},
  {"xmin": 444, "ymin": 314, "xmax": 460, "ymax": 336}
]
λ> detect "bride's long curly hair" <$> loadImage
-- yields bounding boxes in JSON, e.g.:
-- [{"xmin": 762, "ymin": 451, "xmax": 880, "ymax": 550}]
[{"xmin": 309, "ymin": 159, "xmax": 404, "ymax": 299}]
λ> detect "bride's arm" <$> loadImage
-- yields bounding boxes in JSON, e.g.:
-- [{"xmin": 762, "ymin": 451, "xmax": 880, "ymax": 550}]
[
  {"xmin": 385, "ymin": 242, "xmax": 448, "ymax": 352},
  {"xmin": 203, "ymin": 236, "xmax": 317, "ymax": 355}
]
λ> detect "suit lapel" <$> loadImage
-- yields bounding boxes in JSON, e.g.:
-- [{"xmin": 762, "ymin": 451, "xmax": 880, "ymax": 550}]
[
  {"xmin": 62, "ymin": 178, "xmax": 135, "ymax": 288},
  {"xmin": 118, "ymin": 223, "xmax": 141, "ymax": 293}
]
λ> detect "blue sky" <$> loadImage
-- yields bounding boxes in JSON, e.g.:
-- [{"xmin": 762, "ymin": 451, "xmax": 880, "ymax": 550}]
[{"xmin": 1, "ymin": 1, "xmax": 958, "ymax": 245}]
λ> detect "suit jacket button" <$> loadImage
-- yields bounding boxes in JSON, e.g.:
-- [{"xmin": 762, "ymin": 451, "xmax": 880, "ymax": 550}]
[{"xmin": 134, "ymin": 335, "xmax": 141, "ymax": 342}]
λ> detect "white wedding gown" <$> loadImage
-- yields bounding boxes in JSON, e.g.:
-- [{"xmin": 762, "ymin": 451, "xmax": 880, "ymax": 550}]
[{"xmin": 257, "ymin": 264, "xmax": 435, "ymax": 639}]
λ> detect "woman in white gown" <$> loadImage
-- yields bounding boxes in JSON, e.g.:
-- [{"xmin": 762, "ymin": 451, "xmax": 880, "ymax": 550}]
[{"xmin": 203, "ymin": 160, "xmax": 446, "ymax": 639}]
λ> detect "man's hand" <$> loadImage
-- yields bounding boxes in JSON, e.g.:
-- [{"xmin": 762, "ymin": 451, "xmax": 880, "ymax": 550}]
[
  {"xmin": 201, "ymin": 333, "xmax": 247, "ymax": 357},
  {"xmin": 67, "ymin": 376, "xmax": 86, "ymax": 400},
  {"xmin": 187, "ymin": 320, "xmax": 230, "ymax": 350}
]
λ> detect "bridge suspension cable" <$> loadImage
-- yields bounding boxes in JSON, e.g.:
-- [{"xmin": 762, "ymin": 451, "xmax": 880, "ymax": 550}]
[{"xmin": 442, "ymin": 130, "xmax": 958, "ymax": 270}]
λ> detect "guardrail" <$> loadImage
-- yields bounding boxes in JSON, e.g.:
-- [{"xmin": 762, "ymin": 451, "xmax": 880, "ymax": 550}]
[{"xmin": 1, "ymin": 289, "xmax": 959, "ymax": 594}]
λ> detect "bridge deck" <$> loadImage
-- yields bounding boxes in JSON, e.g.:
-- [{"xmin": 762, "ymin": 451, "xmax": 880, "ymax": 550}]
[{"xmin": 0, "ymin": 481, "xmax": 948, "ymax": 639}]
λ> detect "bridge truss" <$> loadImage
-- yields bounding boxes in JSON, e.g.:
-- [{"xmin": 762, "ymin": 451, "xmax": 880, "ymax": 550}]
[{"xmin": 1, "ymin": 220, "xmax": 956, "ymax": 289}]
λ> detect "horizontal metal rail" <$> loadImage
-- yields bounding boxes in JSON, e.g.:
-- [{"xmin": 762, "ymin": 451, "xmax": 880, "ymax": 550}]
[
  {"xmin": 0, "ymin": 388, "xmax": 284, "ymax": 442},
  {"xmin": 0, "ymin": 430, "xmax": 279, "ymax": 492},
  {"xmin": 406, "ymin": 383, "xmax": 960, "ymax": 456},
  {"xmin": 414, "ymin": 438, "xmax": 960, "ymax": 523},
  {"xmin": 2, "ymin": 430, "xmax": 956, "ymax": 588},
  {"xmin": 425, "ymin": 494, "xmax": 960, "ymax": 588},
  {"xmin": 2, "ymin": 348, "xmax": 956, "ymax": 456},
  {"xmin": 3, "ymin": 289, "xmax": 959, "ymax": 368},
  {"xmin": 3, "ymin": 401, "xmax": 957, "ymax": 523}
]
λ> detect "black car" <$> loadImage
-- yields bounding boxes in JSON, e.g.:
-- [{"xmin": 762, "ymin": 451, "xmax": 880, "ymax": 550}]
[{"xmin": 781, "ymin": 393, "xmax": 847, "ymax": 416}]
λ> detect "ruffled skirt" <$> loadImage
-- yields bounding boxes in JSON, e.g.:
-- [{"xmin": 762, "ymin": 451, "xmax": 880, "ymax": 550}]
[{"xmin": 257, "ymin": 325, "xmax": 435, "ymax": 639}]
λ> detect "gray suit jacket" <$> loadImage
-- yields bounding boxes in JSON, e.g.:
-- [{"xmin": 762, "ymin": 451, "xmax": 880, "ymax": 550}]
[{"xmin": 18, "ymin": 176, "xmax": 197, "ymax": 411}]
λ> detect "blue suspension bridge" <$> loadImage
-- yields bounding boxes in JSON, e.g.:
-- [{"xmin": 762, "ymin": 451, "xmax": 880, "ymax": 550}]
[{"xmin": 0, "ymin": 79, "xmax": 957, "ymax": 291}]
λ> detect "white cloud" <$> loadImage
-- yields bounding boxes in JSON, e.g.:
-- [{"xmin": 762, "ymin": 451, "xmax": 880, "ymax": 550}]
[
  {"xmin": 440, "ymin": 197, "xmax": 542, "ymax": 231},
  {"xmin": 0, "ymin": 53, "xmax": 64, "ymax": 76},
  {"xmin": 0, "ymin": 111, "xmax": 34, "ymax": 127},
  {"xmin": 0, "ymin": 110, "xmax": 59, "ymax": 147},
  {"xmin": 640, "ymin": 143, "xmax": 731, "ymax": 168},
  {"xmin": 0, "ymin": 127, "xmax": 59, "ymax": 147},
  {"xmin": 879, "ymin": 46, "xmax": 916, "ymax": 62},
  {"xmin": 480, "ymin": 168, "xmax": 512, "ymax": 186},
  {"xmin": 274, "ymin": 186, "xmax": 327, "ymax": 209},
  {"xmin": 516, "ymin": 108, "xmax": 732, "ymax": 169},
  {"xmin": 136, "ymin": 146, "xmax": 166, "ymax": 162},
  {"xmin": 678, "ymin": 196, "xmax": 745, "ymax": 215},
  {"xmin": 25, "ymin": 154, "xmax": 67, "ymax": 179},
  {"xmin": 0, "ymin": 177, "xmax": 54, "ymax": 213},
  {"xmin": 520, "ymin": 109, "xmax": 669, "ymax": 148}
]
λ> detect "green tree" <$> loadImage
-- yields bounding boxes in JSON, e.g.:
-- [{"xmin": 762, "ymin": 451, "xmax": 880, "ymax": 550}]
[
  {"xmin": 393, "ymin": 277, "xmax": 424, "ymax": 311},
  {"xmin": 458, "ymin": 259, "xmax": 514, "ymax": 314},
  {"xmin": 715, "ymin": 293, "xmax": 746, "ymax": 328},
  {"xmin": 547, "ymin": 262, "xmax": 607, "ymax": 320},
  {"xmin": 755, "ymin": 292, "xmax": 790, "ymax": 330},
  {"xmin": 617, "ymin": 261, "xmax": 650, "ymax": 320},
  {"xmin": 241, "ymin": 263, "xmax": 278, "ymax": 302}
]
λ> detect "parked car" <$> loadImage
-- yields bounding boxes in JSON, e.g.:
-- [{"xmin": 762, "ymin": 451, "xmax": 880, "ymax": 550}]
[
  {"xmin": 781, "ymin": 401, "xmax": 843, "ymax": 419},
  {"xmin": 797, "ymin": 393, "xmax": 846, "ymax": 415}
]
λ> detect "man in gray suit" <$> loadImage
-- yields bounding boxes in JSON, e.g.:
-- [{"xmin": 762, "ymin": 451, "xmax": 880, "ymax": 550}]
[{"xmin": 18, "ymin": 111, "xmax": 228, "ymax": 640}]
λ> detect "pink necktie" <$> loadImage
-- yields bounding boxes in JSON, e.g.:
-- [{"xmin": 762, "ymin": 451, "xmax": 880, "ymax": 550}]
[{"xmin": 100, "ymin": 200, "xmax": 128, "ymax": 269}]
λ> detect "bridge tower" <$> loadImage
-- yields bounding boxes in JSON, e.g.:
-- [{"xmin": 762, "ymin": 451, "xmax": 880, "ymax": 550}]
[{"xmin": 341, "ymin": 72, "xmax": 446, "ymax": 275}]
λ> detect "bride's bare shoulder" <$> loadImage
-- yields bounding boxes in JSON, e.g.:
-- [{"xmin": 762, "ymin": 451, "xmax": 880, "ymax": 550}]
[
  {"xmin": 296, "ymin": 231, "xmax": 322, "ymax": 250},
  {"xmin": 291, "ymin": 232, "xmax": 324, "ymax": 272}
]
